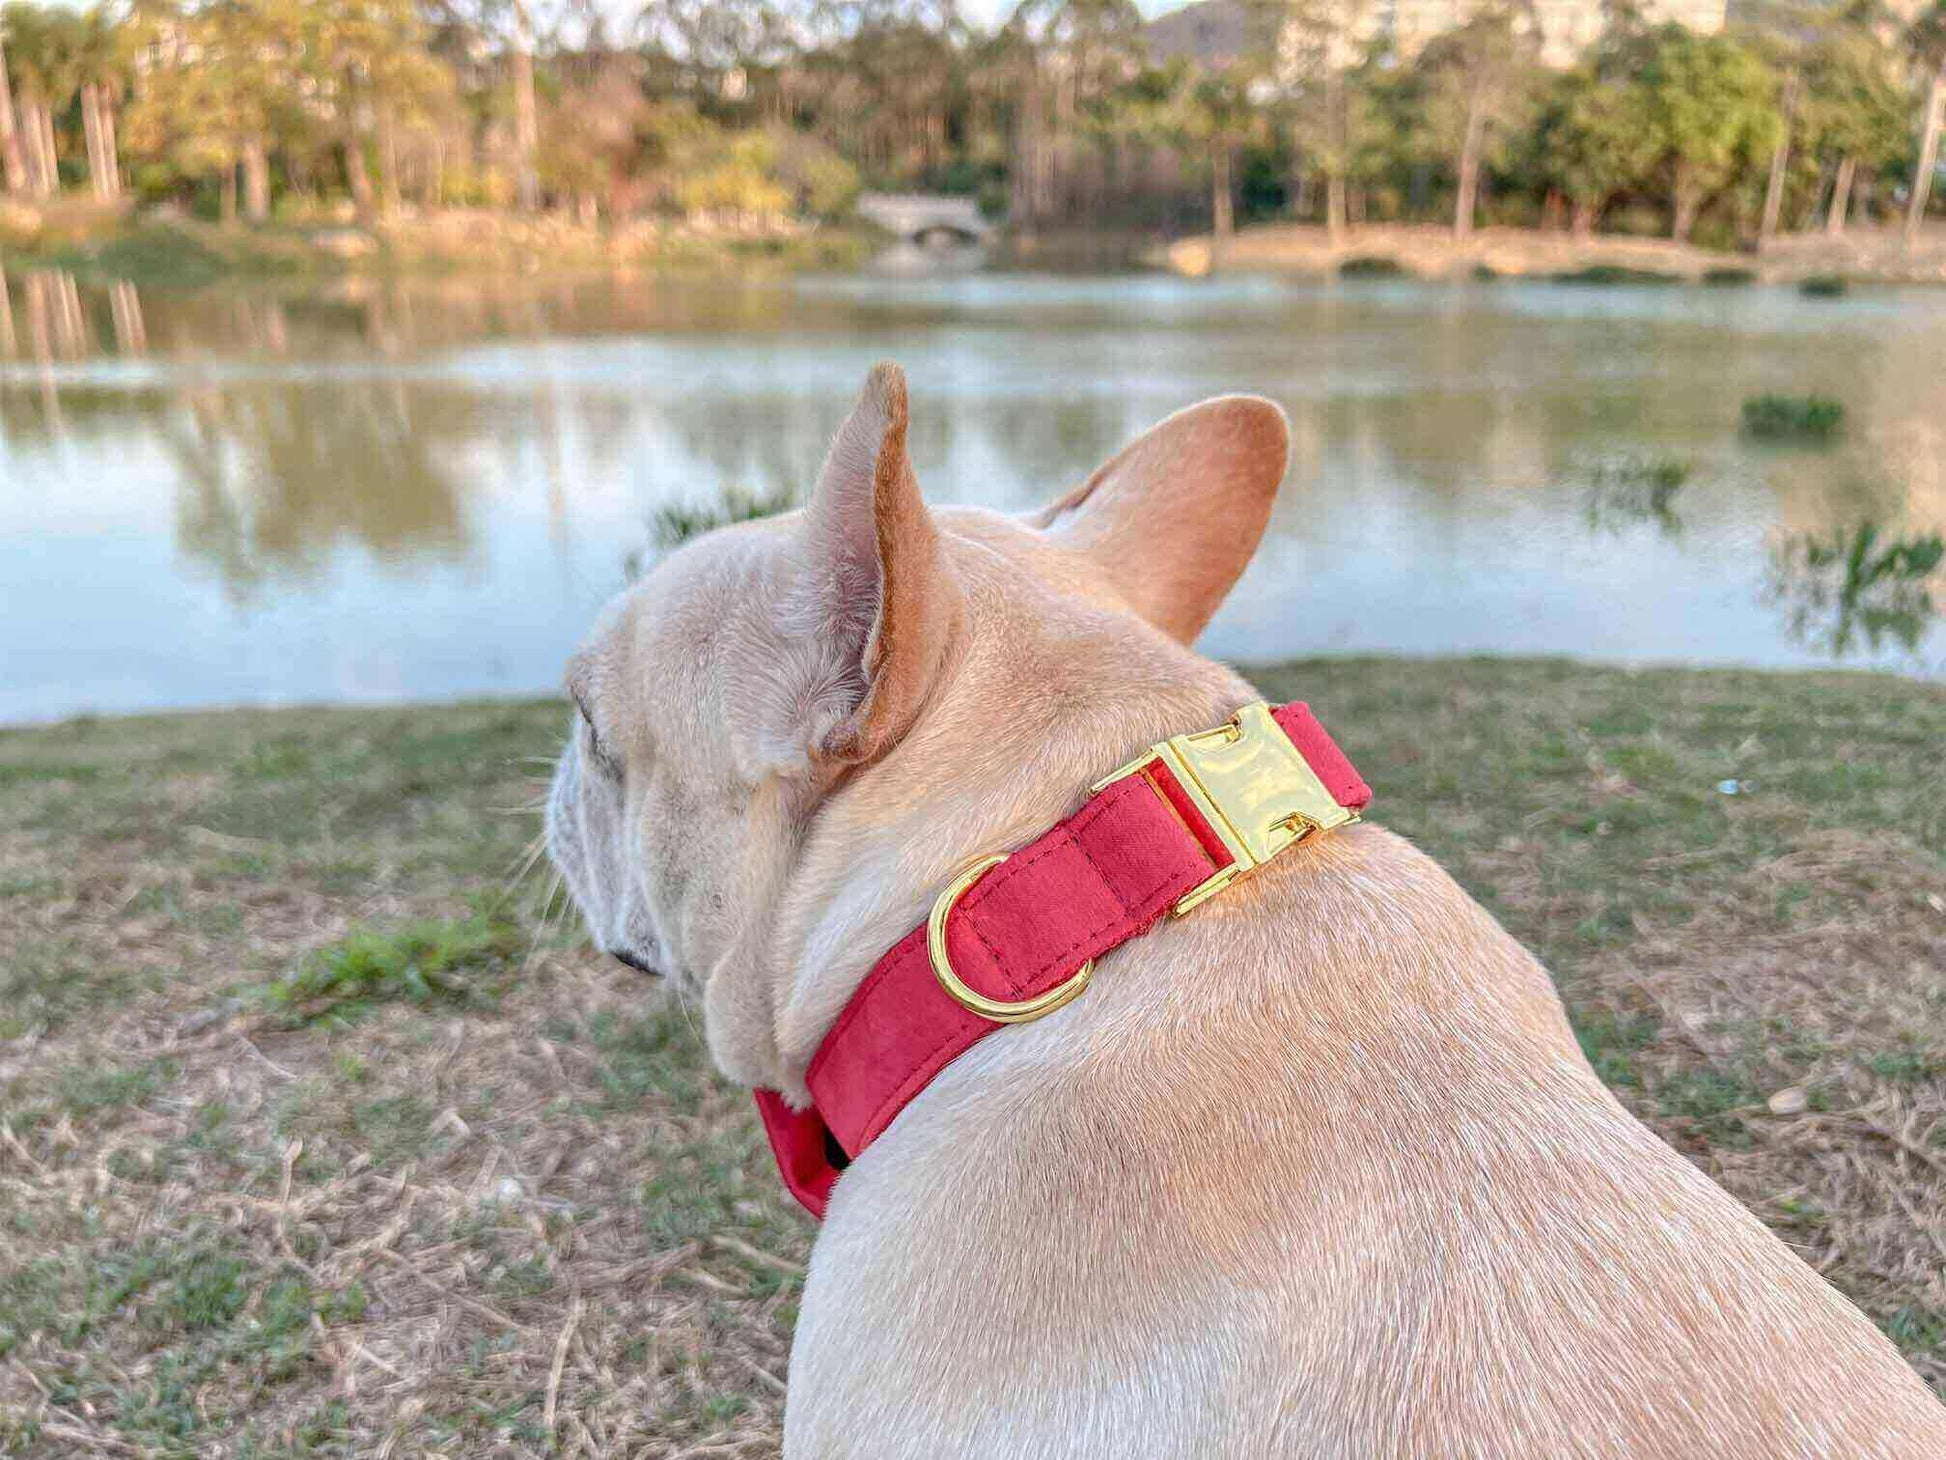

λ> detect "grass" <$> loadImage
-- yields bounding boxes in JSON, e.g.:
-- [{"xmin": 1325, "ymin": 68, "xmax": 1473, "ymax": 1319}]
[
  {"xmin": 1701, "ymin": 265, "xmax": 1758, "ymax": 286},
  {"xmin": 1742, "ymin": 392, "xmax": 1847, "ymax": 441},
  {"xmin": 1801, "ymin": 272, "xmax": 1851, "ymax": 298},
  {"xmin": 1, "ymin": 661, "xmax": 1943, "ymax": 1453}
]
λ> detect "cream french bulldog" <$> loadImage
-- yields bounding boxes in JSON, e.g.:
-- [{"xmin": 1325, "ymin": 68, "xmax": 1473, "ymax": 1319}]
[{"xmin": 547, "ymin": 364, "xmax": 1946, "ymax": 1457}]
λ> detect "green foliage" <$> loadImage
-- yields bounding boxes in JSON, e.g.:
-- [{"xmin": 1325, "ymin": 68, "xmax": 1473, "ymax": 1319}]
[
  {"xmin": 650, "ymin": 482, "xmax": 799, "ymax": 550},
  {"xmin": 1768, "ymin": 523, "xmax": 1943, "ymax": 657},
  {"xmin": 262, "ymin": 907, "xmax": 524, "ymax": 1023},
  {"xmin": 1532, "ymin": 66, "xmax": 1659, "ymax": 228},
  {"xmin": 1339, "ymin": 254, "xmax": 1405, "ymax": 277},
  {"xmin": 1701, "ymin": 265, "xmax": 1755, "ymax": 285},
  {"xmin": 1800, "ymin": 272, "xmax": 1849, "ymax": 297},
  {"xmin": 1550, "ymin": 264, "xmax": 1681, "ymax": 285},
  {"xmin": 1637, "ymin": 29, "xmax": 1781, "ymax": 240},
  {"xmin": 1739, "ymin": 392, "xmax": 1846, "ymax": 440}
]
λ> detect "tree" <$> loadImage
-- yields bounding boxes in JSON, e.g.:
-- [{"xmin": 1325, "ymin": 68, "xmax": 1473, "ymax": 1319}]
[
  {"xmin": 1266, "ymin": 0, "xmax": 1363, "ymax": 239},
  {"xmin": 1534, "ymin": 66, "xmax": 1658, "ymax": 237},
  {"xmin": 0, "ymin": 14, "xmax": 27, "ymax": 195},
  {"xmin": 1, "ymin": 3, "xmax": 81, "ymax": 199},
  {"xmin": 1639, "ymin": 28, "xmax": 1780, "ymax": 242},
  {"xmin": 1801, "ymin": 25, "xmax": 1906, "ymax": 235},
  {"xmin": 123, "ymin": 0, "xmax": 310, "ymax": 224},
  {"xmin": 1909, "ymin": 3, "xmax": 1946, "ymax": 240},
  {"xmin": 72, "ymin": 5, "xmax": 123, "ymax": 201},
  {"xmin": 1417, "ymin": 6, "xmax": 1538, "ymax": 239}
]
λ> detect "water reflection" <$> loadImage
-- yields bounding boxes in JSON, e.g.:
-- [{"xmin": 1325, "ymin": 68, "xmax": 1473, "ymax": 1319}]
[
  {"xmin": 1767, "ymin": 525, "xmax": 1944, "ymax": 659},
  {"xmin": 1582, "ymin": 454, "xmax": 1690, "ymax": 538},
  {"xmin": 4, "ymin": 270, "xmax": 1945, "ymax": 720},
  {"xmin": 164, "ymin": 383, "xmax": 476, "ymax": 600}
]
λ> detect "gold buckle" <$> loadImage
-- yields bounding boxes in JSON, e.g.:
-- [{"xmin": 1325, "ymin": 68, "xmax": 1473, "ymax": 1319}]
[
  {"xmin": 1092, "ymin": 702, "xmax": 1356, "ymax": 915},
  {"xmin": 927, "ymin": 854, "xmax": 1095, "ymax": 1024}
]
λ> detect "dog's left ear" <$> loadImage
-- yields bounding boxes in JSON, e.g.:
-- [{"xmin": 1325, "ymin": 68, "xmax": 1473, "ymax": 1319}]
[
  {"xmin": 1032, "ymin": 396, "xmax": 1289, "ymax": 642},
  {"xmin": 789, "ymin": 362, "xmax": 961, "ymax": 769}
]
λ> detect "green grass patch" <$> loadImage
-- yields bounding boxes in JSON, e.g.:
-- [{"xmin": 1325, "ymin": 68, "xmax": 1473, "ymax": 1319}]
[
  {"xmin": 1740, "ymin": 393, "xmax": 1846, "ymax": 442},
  {"xmin": 1701, "ymin": 266, "xmax": 1757, "ymax": 286},
  {"xmin": 261, "ymin": 906, "xmax": 525, "ymax": 1024},
  {"xmin": 1799, "ymin": 272, "xmax": 1849, "ymax": 298}
]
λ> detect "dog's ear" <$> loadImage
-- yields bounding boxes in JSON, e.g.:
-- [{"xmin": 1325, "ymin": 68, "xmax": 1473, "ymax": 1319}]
[
  {"xmin": 1031, "ymin": 396, "xmax": 1289, "ymax": 642},
  {"xmin": 788, "ymin": 362, "xmax": 960, "ymax": 769}
]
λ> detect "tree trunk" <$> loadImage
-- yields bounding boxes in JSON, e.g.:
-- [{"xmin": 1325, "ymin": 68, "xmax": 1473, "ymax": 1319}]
[
  {"xmin": 1670, "ymin": 163, "xmax": 1700, "ymax": 242},
  {"xmin": 376, "ymin": 99, "xmax": 401, "ymax": 217},
  {"xmin": 1826, "ymin": 154, "xmax": 1855, "ymax": 236},
  {"xmin": 1759, "ymin": 71, "xmax": 1796, "ymax": 249},
  {"xmin": 344, "ymin": 134, "xmax": 377, "ymax": 228},
  {"xmin": 1570, "ymin": 195, "xmax": 1598, "ymax": 240},
  {"xmin": 81, "ymin": 84, "xmax": 109, "ymax": 201},
  {"xmin": 513, "ymin": 1, "xmax": 540, "ymax": 213},
  {"xmin": 1908, "ymin": 63, "xmax": 1944, "ymax": 244},
  {"xmin": 219, "ymin": 163, "xmax": 237, "ymax": 225},
  {"xmin": 0, "ymin": 35, "xmax": 25, "ymax": 196},
  {"xmin": 1326, "ymin": 68, "xmax": 1347, "ymax": 242},
  {"xmin": 24, "ymin": 100, "xmax": 56, "ymax": 198},
  {"xmin": 1211, "ymin": 143, "xmax": 1234, "ymax": 239},
  {"xmin": 37, "ymin": 101, "xmax": 56, "ymax": 196},
  {"xmin": 98, "ymin": 88, "xmax": 120, "ymax": 198},
  {"xmin": 243, "ymin": 135, "xmax": 270, "ymax": 223},
  {"xmin": 1453, "ymin": 86, "xmax": 1486, "ymax": 240}
]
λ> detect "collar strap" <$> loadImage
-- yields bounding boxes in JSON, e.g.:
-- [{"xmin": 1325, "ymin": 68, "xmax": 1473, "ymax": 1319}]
[{"xmin": 755, "ymin": 701, "xmax": 1371, "ymax": 1218}]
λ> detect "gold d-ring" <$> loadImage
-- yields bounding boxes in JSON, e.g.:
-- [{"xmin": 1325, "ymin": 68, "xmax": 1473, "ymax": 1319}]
[{"xmin": 927, "ymin": 853, "xmax": 1094, "ymax": 1024}]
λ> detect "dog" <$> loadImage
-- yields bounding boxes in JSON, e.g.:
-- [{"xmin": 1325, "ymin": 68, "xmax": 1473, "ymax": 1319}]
[{"xmin": 547, "ymin": 364, "xmax": 1946, "ymax": 1456}]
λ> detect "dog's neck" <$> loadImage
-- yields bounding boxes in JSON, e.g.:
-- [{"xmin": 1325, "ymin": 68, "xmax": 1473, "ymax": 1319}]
[{"xmin": 760, "ymin": 600, "xmax": 1252, "ymax": 1100}]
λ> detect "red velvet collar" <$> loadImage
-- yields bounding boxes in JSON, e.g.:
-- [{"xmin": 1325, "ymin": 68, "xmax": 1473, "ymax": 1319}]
[{"xmin": 755, "ymin": 700, "xmax": 1371, "ymax": 1218}]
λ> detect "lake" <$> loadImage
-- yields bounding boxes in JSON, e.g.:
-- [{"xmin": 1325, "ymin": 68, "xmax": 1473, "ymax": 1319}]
[{"xmin": 2, "ymin": 267, "xmax": 1941, "ymax": 724}]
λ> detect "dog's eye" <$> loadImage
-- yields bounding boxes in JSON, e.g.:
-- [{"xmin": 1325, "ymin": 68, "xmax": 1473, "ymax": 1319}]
[{"xmin": 572, "ymin": 696, "xmax": 621, "ymax": 779}]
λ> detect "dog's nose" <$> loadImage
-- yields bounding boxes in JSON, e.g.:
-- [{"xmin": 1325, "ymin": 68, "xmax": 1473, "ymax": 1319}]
[{"xmin": 609, "ymin": 946, "xmax": 661, "ymax": 978}]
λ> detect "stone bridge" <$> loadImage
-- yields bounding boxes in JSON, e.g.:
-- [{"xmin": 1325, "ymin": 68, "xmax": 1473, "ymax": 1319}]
[{"xmin": 856, "ymin": 193, "xmax": 995, "ymax": 246}]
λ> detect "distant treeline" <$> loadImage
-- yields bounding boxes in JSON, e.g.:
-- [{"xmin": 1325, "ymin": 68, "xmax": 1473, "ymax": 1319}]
[{"xmin": 0, "ymin": 0, "xmax": 1941, "ymax": 247}]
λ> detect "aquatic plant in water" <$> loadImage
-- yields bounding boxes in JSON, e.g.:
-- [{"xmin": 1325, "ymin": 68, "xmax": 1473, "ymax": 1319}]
[
  {"xmin": 1582, "ymin": 453, "xmax": 1691, "ymax": 536},
  {"xmin": 1740, "ymin": 394, "xmax": 1846, "ymax": 441},
  {"xmin": 651, "ymin": 483, "xmax": 801, "ymax": 550},
  {"xmin": 1340, "ymin": 256, "xmax": 1407, "ymax": 278},
  {"xmin": 1766, "ymin": 523, "xmax": 1943, "ymax": 658}
]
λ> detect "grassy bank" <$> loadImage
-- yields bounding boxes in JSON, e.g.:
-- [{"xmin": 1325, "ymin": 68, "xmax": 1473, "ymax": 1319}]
[
  {"xmin": 0, "ymin": 210, "xmax": 879, "ymax": 290},
  {"xmin": 1167, "ymin": 220, "xmax": 1946, "ymax": 285},
  {"xmin": 2, "ymin": 660, "xmax": 1943, "ymax": 1455}
]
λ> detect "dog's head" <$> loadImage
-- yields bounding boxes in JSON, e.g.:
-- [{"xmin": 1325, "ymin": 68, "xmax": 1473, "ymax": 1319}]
[{"xmin": 547, "ymin": 364, "xmax": 1288, "ymax": 1090}]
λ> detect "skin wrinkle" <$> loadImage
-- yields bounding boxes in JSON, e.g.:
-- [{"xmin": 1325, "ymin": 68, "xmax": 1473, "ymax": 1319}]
[{"xmin": 547, "ymin": 367, "xmax": 1946, "ymax": 1457}]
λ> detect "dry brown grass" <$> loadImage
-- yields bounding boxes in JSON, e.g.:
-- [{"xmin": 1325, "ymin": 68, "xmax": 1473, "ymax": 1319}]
[{"xmin": 2, "ymin": 660, "xmax": 1942, "ymax": 1454}]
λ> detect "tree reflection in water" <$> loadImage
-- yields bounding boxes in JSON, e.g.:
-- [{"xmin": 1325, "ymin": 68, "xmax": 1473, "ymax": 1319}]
[
  {"xmin": 165, "ymin": 381, "xmax": 477, "ymax": 600},
  {"xmin": 1766, "ymin": 524, "xmax": 1944, "ymax": 659}
]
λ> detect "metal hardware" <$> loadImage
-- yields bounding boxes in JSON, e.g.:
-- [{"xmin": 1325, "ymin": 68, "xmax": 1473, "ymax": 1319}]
[
  {"xmin": 1092, "ymin": 701, "xmax": 1357, "ymax": 916},
  {"xmin": 927, "ymin": 854, "xmax": 1095, "ymax": 1024}
]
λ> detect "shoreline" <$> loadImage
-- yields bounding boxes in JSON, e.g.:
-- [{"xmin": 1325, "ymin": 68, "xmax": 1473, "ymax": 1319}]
[
  {"xmin": 11, "ymin": 207, "xmax": 1946, "ymax": 292},
  {"xmin": 6, "ymin": 652, "xmax": 1938, "ymax": 732},
  {"xmin": 1162, "ymin": 220, "xmax": 1946, "ymax": 285}
]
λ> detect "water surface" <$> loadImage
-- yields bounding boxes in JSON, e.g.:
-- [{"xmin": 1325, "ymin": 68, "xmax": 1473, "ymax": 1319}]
[{"xmin": 2, "ymin": 269, "xmax": 1941, "ymax": 723}]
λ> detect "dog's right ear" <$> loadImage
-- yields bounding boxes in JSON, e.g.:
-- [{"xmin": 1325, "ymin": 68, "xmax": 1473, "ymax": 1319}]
[
  {"xmin": 771, "ymin": 363, "xmax": 961, "ymax": 773},
  {"xmin": 1031, "ymin": 396, "xmax": 1289, "ymax": 643}
]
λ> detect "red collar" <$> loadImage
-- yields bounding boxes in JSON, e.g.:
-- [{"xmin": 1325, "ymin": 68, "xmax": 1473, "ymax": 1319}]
[{"xmin": 755, "ymin": 700, "xmax": 1372, "ymax": 1218}]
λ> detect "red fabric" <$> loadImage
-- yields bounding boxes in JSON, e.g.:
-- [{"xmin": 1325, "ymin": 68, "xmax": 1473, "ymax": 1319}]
[
  {"xmin": 1273, "ymin": 702, "xmax": 1372, "ymax": 812},
  {"xmin": 757, "ymin": 702, "xmax": 1367, "ymax": 1218}
]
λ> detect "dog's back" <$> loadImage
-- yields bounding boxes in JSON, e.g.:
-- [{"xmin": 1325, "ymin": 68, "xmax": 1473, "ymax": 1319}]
[{"xmin": 789, "ymin": 824, "xmax": 1945, "ymax": 1457}]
